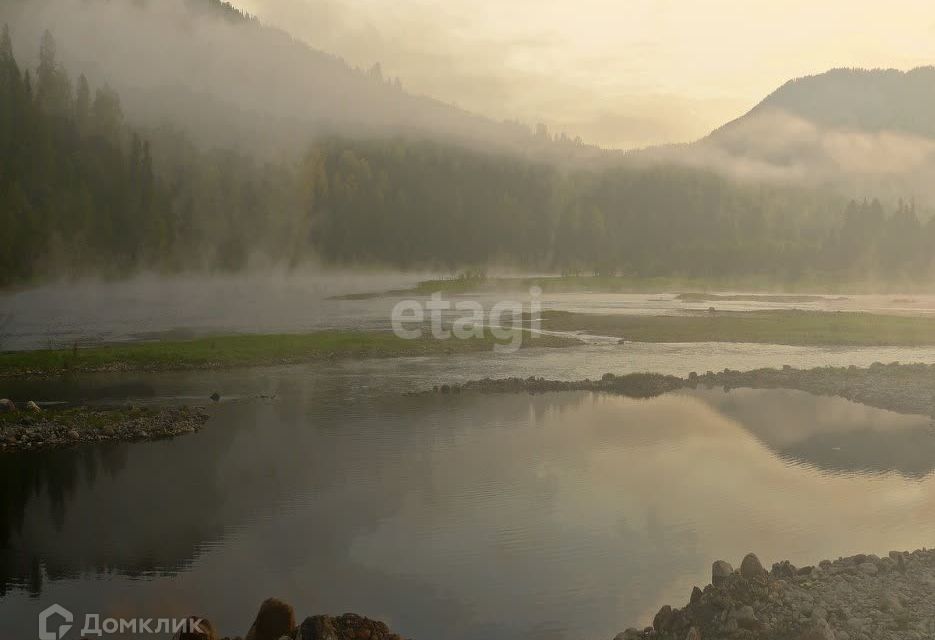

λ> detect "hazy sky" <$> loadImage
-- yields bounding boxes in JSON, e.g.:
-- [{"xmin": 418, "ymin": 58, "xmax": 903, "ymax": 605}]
[{"xmin": 238, "ymin": 0, "xmax": 935, "ymax": 149}]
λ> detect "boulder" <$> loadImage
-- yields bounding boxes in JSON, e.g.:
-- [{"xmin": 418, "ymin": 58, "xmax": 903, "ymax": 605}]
[
  {"xmin": 173, "ymin": 617, "xmax": 217, "ymax": 640},
  {"xmin": 296, "ymin": 613, "xmax": 404, "ymax": 640},
  {"xmin": 210, "ymin": 392, "xmax": 221, "ymax": 402},
  {"xmin": 0, "ymin": 399, "xmax": 15, "ymax": 413},
  {"xmin": 740, "ymin": 553, "xmax": 766, "ymax": 580},
  {"xmin": 689, "ymin": 586, "xmax": 703, "ymax": 605},
  {"xmin": 653, "ymin": 605, "xmax": 672, "ymax": 632},
  {"xmin": 712, "ymin": 560, "xmax": 734, "ymax": 585},
  {"xmin": 25, "ymin": 401, "xmax": 42, "ymax": 413},
  {"xmin": 879, "ymin": 593, "xmax": 902, "ymax": 612},
  {"xmin": 245, "ymin": 598, "xmax": 296, "ymax": 640},
  {"xmin": 772, "ymin": 560, "xmax": 797, "ymax": 578},
  {"xmin": 731, "ymin": 604, "xmax": 757, "ymax": 628},
  {"xmin": 798, "ymin": 618, "xmax": 835, "ymax": 640}
]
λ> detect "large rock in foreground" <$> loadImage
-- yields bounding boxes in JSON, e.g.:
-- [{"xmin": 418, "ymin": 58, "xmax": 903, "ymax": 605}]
[
  {"xmin": 245, "ymin": 598, "xmax": 296, "ymax": 640},
  {"xmin": 179, "ymin": 602, "xmax": 407, "ymax": 640},
  {"xmin": 296, "ymin": 613, "xmax": 405, "ymax": 640}
]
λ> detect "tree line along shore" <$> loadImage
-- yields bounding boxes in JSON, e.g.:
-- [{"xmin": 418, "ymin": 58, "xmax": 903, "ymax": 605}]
[{"xmin": 4, "ymin": 27, "xmax": 935, "ymax": 287}]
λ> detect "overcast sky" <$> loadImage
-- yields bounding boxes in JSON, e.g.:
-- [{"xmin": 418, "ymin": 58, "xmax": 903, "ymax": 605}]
[{"xmin": 237, "ymin": 0, "xmax": 935, "ymax": 149}]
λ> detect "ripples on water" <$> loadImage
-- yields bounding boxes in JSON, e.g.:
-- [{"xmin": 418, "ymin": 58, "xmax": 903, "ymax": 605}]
[{"xmin": 3, "ymin": 368, "xmax": 935, "ymax": 639}]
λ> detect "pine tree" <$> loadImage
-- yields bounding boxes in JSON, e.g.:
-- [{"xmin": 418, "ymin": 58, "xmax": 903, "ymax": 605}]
[
  {"xmin": 35, "ymin": 30, "xmax": 73, "ymax": 117},
  {"xmin": 91, "ymin": 84, "xmax": 122, "ymax": 144},
  {"xmin": 0, "ymin": 24, "xmax": 13, "ymax": 65},
  {"xmin": 75, "ymin": 74, "xmax": 90, "ymax": 135}
]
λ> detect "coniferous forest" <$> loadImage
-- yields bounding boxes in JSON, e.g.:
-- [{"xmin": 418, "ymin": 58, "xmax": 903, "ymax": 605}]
[{"xmin": 3, "ymin": 27, "xmax": 935, "ymax": 287}]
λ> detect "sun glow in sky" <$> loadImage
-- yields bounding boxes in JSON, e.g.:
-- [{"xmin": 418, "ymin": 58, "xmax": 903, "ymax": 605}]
[{"xmin": 239, "ymin": 0, "xmax": 935, "ymax": 149}]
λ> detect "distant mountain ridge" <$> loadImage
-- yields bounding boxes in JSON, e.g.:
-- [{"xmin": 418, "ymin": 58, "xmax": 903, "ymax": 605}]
[
  {"xmin": 715, "ymin": 66, "xmax": 935, "ymax": 140},
  {"xmin": 646, "ymin": 66, "xmax": 935, "ymax": 209}
]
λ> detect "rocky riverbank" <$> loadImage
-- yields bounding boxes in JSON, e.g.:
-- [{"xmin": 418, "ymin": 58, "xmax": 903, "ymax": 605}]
[
  {"xmin": 615, "ymin": 550, "xmax": 935, "ymax": 640},
  {"xmin": 130, "ymin": 550, "xmax": 935, "ymax": 640},
  {"xmin": 698, "ymin": 362, "xmax": 935, "ymax": 417},
  {"xmin": 425, "ymin": 361, "xmax": 935, "ymax": 417},
  {"xmin": 152, "ymin": 598, "xmax": 406, "ymax": 640},
  {"xmin": 0, "ymin": 403, "xmax": 209, "ymax": 453}
]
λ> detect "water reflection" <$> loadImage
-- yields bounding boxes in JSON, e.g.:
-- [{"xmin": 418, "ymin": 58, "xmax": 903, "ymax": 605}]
[
  {"xmin": 691, "ymin": 388, "xmax": 935, "ymax": 477},
  {"xmin": 3, "ymin": 384, "xmax": 935, "ymax": 639}
]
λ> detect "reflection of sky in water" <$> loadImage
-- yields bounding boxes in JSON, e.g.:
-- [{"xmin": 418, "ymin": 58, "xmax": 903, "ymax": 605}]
[{"xmin": 3, "ymin": 376, "xmax": 935, "ymax": 639}]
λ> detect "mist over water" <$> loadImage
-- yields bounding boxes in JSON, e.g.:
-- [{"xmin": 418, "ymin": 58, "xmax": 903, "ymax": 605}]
[
  {"xmin": 4, "ymin": 1, "xmax": 935, "ymax": 638},
  {"xmin": 0, "ymin": 271, "xmax": 426, "ymax": 350},
  {"xmin": 6, "ymin": 273, "xmax": 935, "ymax": 355}
]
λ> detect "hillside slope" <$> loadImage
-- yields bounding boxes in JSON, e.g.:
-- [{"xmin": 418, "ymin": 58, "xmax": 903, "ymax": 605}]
[
  {"xmin": 751, "ymin": 67, "xmax": 935, "ymax": 138},
  {"xmin": 629, "ymin": 67, "xmax": 935, "ymax": 208},
  {"xmin": 0, "ymin": 0, "xmax": 606, "ymax": 162}
]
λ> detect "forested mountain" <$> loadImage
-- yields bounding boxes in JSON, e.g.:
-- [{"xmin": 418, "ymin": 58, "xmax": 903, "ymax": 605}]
[
  {"xmin": 3, "ymin": 0, "xmax": 935, "ymax": 287},
  {"xmin": 666, "ymin": 67, "xmax": 935, "ymax": 207},
  {"xmin": 5, "ymin": 27, "xmax": 935, "ymax": 286},
  {"xmin": 0, "ymin": 0, "xmax": 606, "ymax": 164},
  {"xmin": 750, "ymin": 67, "xmax": 935, "ymax": 138}
]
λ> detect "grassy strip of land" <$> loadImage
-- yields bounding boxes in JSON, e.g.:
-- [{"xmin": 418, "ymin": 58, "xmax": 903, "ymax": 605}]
[
  {"xmin": 0, "ymin": 330, "xmax": 578, "ymax": 377},
  {"xmin": 538, "ymin": 309, "xmax": 935, "ymax": 346},
  {"xmin": 674, "ymin": 292, "xmax": 848, "ymax": 303},
  {"xmin": 336, "ymin": 275, "xmax": 794, "ymax": 297},
  {"xmin": 336, "ymin": 274, "xmax": 935, "ymax": 298}
]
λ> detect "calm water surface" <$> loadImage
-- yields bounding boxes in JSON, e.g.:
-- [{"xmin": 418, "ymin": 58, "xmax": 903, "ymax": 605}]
[
  {"xmin": 3, "ymin": 365, "xmax": 935, "ymax": 639},
  {"xmin": 5, "ymin": 273, "xmax": 935, "ymax": 350},
  {"xmin": 5, "ymin": 276, "xmax": 935, "ymax": 638}
]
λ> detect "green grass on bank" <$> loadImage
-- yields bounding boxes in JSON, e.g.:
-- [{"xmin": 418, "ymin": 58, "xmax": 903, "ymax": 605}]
[
  {"xmin": 333, "ymin": 275, "xmax": 742, "ymax": 298},
  {"xmin": 0, "ymin": 330, "xmax": 578, "ymax": 378},
  {"xmin": 539, "ymin": 310, "xmax": 935, "ymax": 346},
  {"xmin": 0, "ymin": 404, "xmax": 152, "ymax": 428},
  {"xmin": 342, "ymin": 274, "xmax": 935, "ymax": 298}
]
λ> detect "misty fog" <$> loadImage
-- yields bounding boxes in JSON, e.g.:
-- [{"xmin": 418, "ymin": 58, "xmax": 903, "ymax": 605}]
[
  {"xmin": 6, "ymin": 3, "xmax": 935, "ymax": 639},
  {"xmin": 0, "ymin": 0, "xmax": 607, "ymax": 162}
]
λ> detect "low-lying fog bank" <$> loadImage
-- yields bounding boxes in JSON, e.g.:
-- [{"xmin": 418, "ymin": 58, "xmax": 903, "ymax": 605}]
[{"xmin": 0, "ymin": 270, "xmax": 432, "ymax": 351}]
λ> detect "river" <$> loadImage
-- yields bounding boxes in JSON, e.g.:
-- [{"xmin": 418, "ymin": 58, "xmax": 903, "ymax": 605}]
[
  {"xmin": 4, "ymin": 275, "xmax": 935, "ymax": 639},
  {"xmin": 3, "ymin": 362, "xmax": 935, "ymax": 639}
]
